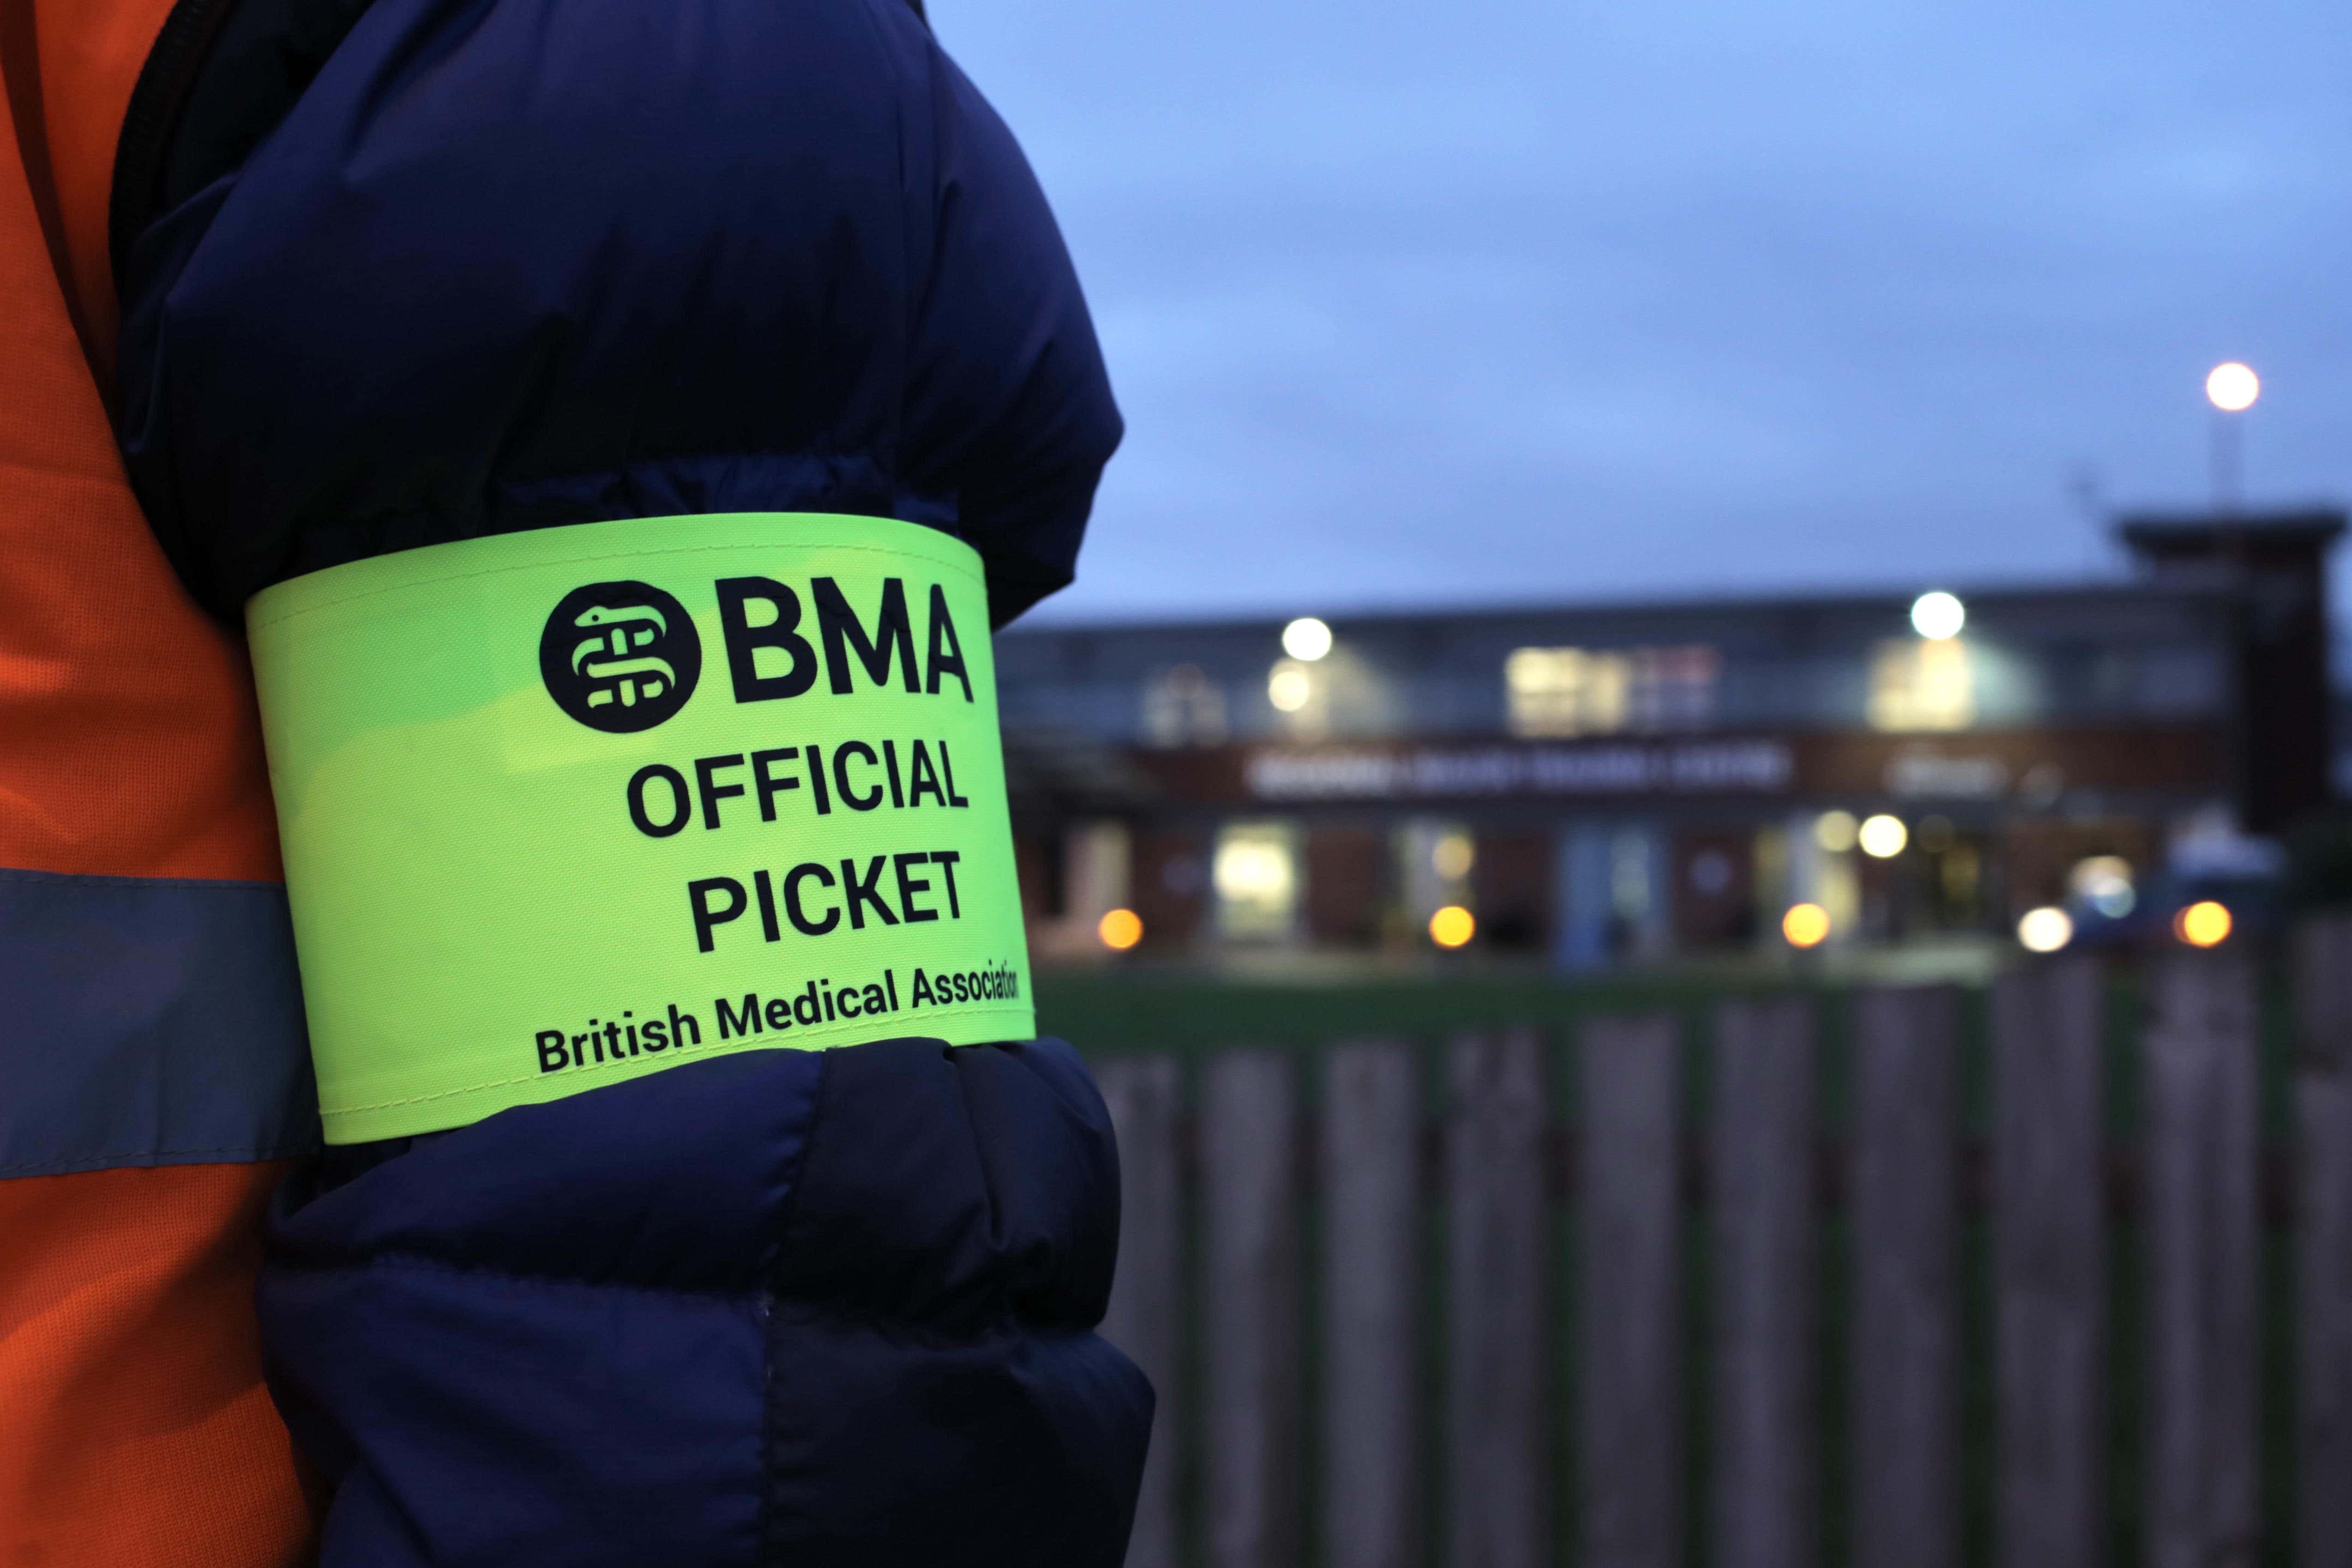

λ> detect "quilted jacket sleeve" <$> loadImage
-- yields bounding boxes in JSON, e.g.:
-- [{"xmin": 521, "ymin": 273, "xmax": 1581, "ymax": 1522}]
[
  {"xmin": 116, "ymin": 0, "xmax": 1120, "ymax": 627},
  {"xmin": 263, "ymin": 1040, "xmax": 1145, "ymax": 1567},
  {"xmin": 109, "ymin": 1, "xmax": 1145, "ymax": 1562}
]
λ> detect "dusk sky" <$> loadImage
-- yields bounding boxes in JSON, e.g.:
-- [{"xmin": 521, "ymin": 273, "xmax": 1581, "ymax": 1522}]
[{"xmin": 944, "ymin": 0, "xmax": 2352, "ymax": 625}]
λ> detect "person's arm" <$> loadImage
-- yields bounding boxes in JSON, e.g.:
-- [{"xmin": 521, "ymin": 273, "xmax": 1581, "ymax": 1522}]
[{"xmin": 113, "ymin": 2, "xmax": 1146, "ymax": 1560}]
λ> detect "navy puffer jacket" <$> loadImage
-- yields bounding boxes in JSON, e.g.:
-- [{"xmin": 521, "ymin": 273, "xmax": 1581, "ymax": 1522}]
[{"xmin": 110, "ymin": 0, "xmax": 1146, "ymax": 1561}]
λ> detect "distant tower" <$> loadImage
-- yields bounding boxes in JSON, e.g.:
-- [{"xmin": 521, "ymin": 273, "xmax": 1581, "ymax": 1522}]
[{"xmin": 2117, "ymin": 510, "xmax": 2345, "ymax": 832}]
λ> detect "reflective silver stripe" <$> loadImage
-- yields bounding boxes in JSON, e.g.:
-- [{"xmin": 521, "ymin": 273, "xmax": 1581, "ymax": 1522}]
[{"xmin": 0, "ymin": 866, "xmax": 318, "ymax": 1176}]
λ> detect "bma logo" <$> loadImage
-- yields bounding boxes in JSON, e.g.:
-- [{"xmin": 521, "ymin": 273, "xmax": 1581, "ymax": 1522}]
[{"xmin": 539, "ymin": 581, "xmax": 702, "ymax": 733}]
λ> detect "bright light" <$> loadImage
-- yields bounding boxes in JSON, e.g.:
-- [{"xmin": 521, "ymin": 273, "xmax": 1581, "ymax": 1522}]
[
  {"xmin": 1911, "ymin": 591, "xmax": 1967, "ymax": 641},
  {"xmin": 2069, "ymin": 855, "xmax": 2135, "ymax": 919},
  {"xmin": 1268, "ymin": 663, "xmax": 1312, "ymax": 712},
  {"xmin": 1214, "ymin": 839, "xmax": 1293, "ymax": 902},
  {"xmin": 1858, "ymin": 814, "xmax": 1909, "ymax": 859},
  {"xmin": 1814, "ymin": 810, "xmax": 1859, "ymax": 853},
  {"xmin": 2018, "ymin": 906, "xmax": 2075, "ymax": 953},
  {"xmin": 1782, "ymin": 902, "xmax": 1831, "ymax": 949},
  {"xmin": 1429, "ymin": 905, "xmax": 1476, "ymax": 948},
  {"xmin": 2175, "ymin": 900, "xmax": 2233, "ymax": 948},
  {"xmin": 2206, "ymin": 362, "xmax": 2260, "ymax": 413},
  {"xmin": 1097, "ymin": 908, "xmax": 1143, "ymax": 951},
  {"xmin": 1282, "ymin": 617, "xmax": 1334, "ymax": 662},
  {"xmin": 1432, "ymin": 832, "xmax": 1475, "ymax": 881}
]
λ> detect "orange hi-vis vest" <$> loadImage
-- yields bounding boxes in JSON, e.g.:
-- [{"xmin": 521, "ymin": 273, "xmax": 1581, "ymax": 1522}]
[{"xmin": 0, "ymin": 0, "xmax": 316, "ymax": 1560}]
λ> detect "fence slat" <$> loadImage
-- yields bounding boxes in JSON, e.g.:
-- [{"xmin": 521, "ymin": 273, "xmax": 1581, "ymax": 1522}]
[
  {"xmin": 1580, "ymin": 1013, "xmax": 1682, "ymax": 1568},
  {"xmin": 2302, "ymin": 1076, "xmax": 2352, "ymax": 1568},
  {"xmin": 1203, "ymin": 1051, "xmax": 1300, "ymax": 1568},
  {"xmin": 1323, "ymin": 1041, "xmax": 1421, "ymax": 1568},
  {"xmin": 1713, "ymin": 997, "xmax": 1818, "ymax": 1568},
  {"xmin": 2298, "ymin": 915, "xmax": 2352, "ymax": 1568},
  {"xmin": 1851, "ymin": 985, "xmax": 1960, "ymax": 1568},
  {"xmin": 2295, "ymin": 914, "xmax": 2352, "ymax": 1077},
  {"xmin": 2143, "ymin": 951, "xmax": 2260, "ymax": 1568},
  {"xmin": 1096, "ymin": 1055, "xmax": 1186, "ymax": 1568},
  {"xmin": 1994, "ymin": 958, "xmax": 2106, "ymax": 1568},
  {"xmin": 1447, "ymin": 1027, "xmax": 1550, "ymax": 1568}
]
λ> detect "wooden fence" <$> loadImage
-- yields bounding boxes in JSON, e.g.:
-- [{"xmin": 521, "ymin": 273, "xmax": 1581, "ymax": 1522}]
[{"xmin": 1089, "ymin": 921, "xmax": 2352, "ymax": 1568}]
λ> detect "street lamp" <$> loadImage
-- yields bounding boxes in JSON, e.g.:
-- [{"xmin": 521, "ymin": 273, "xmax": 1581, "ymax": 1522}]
[
  {"xmin": 1909, "ymin": 590, "xmax": 1965, "ymax": 640},
  {"xmin": 2205, "ymin": 362, "xmax": 2258, "ymax": 511},
  {"xmin": 1281, "ymin": 617, "xmax": 1333, "ymax": 661}
]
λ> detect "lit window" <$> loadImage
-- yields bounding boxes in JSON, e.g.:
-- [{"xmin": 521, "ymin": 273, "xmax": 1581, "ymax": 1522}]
[
  {"xmin": 1213, "ymin": 823, "xmax": 1299, "ymax": 940},
  {"xmin": 1432, "ymin": 832, "xmax": 1474, "ymax": 881},
  {"xmin": 1868, "ymin": 637, "xmax": 1973, "ymax": 732},
  {"xmin": 1399, "ymin": 820, "xmax": 1475, "ymax": 933},
  {"xmin": 1268, "ymin": 661, "xmax": 1313, "ymax": 713},
  {"xmin": 1627, "ymin": 645, "xmax": 1720, "ymax": 730},
  {"xmin": 1142, "ymin": 664, "xmax": 1227, "ymax": 746},
  {"xmin": 1507, "ymin": 648, "xmax": 1624, "ymax": 736},
  {"xmin": 2069, "ymin": 856, "xmax": 2135, "ymax": 919},
  {"xmin": 1505, "ymin": 644, "xmax": 1716, "ymax": 737},
  {"xmin": 1939, "ymin": 842, "xmax": 1980, "ymax": 907}
]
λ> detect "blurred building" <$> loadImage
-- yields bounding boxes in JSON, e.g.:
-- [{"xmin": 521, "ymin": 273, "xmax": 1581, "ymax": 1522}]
[{"xmin": 1000, "ymin": 510, "xmax": 2341, "ymax": 963}]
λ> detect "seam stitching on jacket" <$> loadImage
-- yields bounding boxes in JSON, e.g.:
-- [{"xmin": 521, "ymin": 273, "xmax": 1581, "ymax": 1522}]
[
  {"xmin": 948, "ymin": 1042, "xmax": 1014, "ymax": 1264},
  {"xmin": 763, "ymin": 1296, "xmax": 1072, "ymax": 1347},
  {"xmin": 757, "ymin": 1289, "xmax": 779, "ymax": 1567},
  {"xmin": 756, "ymin": 1045, "xmax": 835, "ymax": 1568},
  {"xmin": 0, "ymin": 1144, "xmax": 309, "ymax": 1174},
  {"xmin": 267, "ymin": 1250, "xmax": 767, "ymax": 1302},
  {"xmin": 767, "ymin": 1045, "xmax": 836, "ymax": 1264},
  {"xmin": 757, "ymin": 1044, "xmax": 1082, "ymax": 1344},
  {"xmin": 0, "ymin": 865, "xmax": 291, "ymax": 895},
  {"xmin": 268, "ymin": 1251, "xmax": 1075, "ymax": 1333}
]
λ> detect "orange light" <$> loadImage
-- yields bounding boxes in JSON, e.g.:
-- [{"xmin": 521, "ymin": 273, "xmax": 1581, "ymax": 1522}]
[
  {"xmin": 1098, "ymin": 908, "xmax": 1144, "ymax": 951},
  {"xmin": 1781, "ymin": 902, "xmax": 1831, "ymax": 949},
  {"xmin": 2174, "ymin": 900, "xmax": 2232, "ymax": 948},
  {"xmin": 1429, "ymin": 905, "xmax": 1476, "ymax": 948}
]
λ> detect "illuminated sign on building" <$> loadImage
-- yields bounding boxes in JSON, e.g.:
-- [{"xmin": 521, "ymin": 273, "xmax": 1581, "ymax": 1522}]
[{"xmin": 1243, "ymin": 739, "xmax": 1796, "ymax": 801}]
